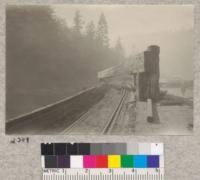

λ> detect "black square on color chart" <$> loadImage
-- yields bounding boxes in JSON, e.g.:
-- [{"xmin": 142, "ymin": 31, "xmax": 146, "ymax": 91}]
[
  {"xmin": 45, "ymin": 156, "xmax": 57, "ymax": 168},
  {"xmin": 54, "ymin": 143, "xmax": 66, "ymax": 155},
  {"xmin": 41, "ymin": 144, "xmax": 53, "ymax": 155},
  {"xmin": 78, "ymin": 143, "xmax": 90, "ymax": 155},
  {"xmin": 57, "ymin": 155, "xmax": 70, "ymax": 168},
  {"xmin": 66, "ymin": 143, "xmax": 78, "ymax": 155}
]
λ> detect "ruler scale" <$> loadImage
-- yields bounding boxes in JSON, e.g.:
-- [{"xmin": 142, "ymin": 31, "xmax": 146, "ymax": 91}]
[
  {"xmin": 41, "ymin": 143, "xmax": 164, "ymax": 180},
  {"xmin": 42, "ymin": 169, "xmax": 164, "ymax": 180}
]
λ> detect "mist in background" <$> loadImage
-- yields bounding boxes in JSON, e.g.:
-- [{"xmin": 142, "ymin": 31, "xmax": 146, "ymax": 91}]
[
  {"xmin": 6, "ymin": 5, "xmax": 193, "ymax": 120},
  {"xmin": 54, "ymin": 5, "xmax": 193, "ymax": 80}
]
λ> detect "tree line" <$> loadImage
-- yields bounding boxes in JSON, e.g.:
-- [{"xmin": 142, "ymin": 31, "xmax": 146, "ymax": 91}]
[{"xmin": 72, "ymin": 10, "xmax": 124, "ymax": 56}]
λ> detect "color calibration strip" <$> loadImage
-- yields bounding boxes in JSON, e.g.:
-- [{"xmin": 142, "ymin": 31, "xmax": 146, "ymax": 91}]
[
  {"xmin": 41, "ymin": 143, "xmax": 164, "ymax": 169},
  {"xmin": 42, "ymin": 154, "xmax": 162, "ymax": 168}
]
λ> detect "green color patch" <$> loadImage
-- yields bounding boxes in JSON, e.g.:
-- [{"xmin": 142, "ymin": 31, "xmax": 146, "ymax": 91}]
[{"xmin": 121, "ymin": 155, "xmax": 134, "ymax": 168}]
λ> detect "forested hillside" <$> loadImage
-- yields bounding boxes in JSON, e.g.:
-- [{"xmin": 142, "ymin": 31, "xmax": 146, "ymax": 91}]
[{"xmin": 6, "ymin": 6, "xmax": 125, "ymax": 119}]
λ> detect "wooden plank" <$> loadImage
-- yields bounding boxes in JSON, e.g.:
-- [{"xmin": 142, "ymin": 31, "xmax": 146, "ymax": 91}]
[
  {"xmin": 98, "ymin": 52, "xmax": 144, "ymax": 79},
  {"xmin": 98, "ymin": 64, "xmax": 123, "ymax": 79}
]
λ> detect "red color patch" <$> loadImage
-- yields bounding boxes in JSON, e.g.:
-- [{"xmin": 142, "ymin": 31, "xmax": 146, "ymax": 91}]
[{"xmin": 96, "ymin": 155, "xmax": 108, "ymax": 168}]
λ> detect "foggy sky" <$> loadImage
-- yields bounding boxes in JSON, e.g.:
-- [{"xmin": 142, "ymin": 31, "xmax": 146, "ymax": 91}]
[{"xmin": 53, "ymin": 5, "xmax": 194, "ymax": 80}]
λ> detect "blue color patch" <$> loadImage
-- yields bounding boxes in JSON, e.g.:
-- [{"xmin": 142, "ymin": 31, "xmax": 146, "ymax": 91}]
[
  {"xmin": 147, "ymin": 155, "xmax": 159, "ymax": 168},
  {"xmin": 133, "ymin": 155, "xmax": 147, "ymax": 168}
]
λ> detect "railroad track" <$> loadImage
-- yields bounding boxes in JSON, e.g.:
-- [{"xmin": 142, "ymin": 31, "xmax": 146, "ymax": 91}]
[
  {"xmin": 61, "ymin": 89, "xmax": 128, "ymax": 135},
  {"xmin": 102, "ymin": 89, "xmax": 128, "ymax": 135},
  {"xmin": 60, "ymin": 110, "xmax": 92, "ymax": 134}
]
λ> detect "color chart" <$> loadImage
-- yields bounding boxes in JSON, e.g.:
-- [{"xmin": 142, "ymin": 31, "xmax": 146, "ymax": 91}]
[{"xmin": 41, "ymin": 143, "xmax": 164, "ymax": 180}]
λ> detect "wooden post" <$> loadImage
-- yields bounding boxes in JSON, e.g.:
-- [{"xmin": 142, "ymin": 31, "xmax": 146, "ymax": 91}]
[
  {"xmin": 152, "ymin": 100, "xmax": 160, "ymax": 123},
  {"xmin": 147, "ymin": 98, "xmax": 160, "ymax": 123},
  {"xmin": 145, "ymin": 45, "xmax": 160, "ymax": 123},
  {"xmin": 147, "ymin": 98, "xmax": 152, "ymax": 120},
  {"xmin": 136, "ymin": 71, "xmax": 140, "ymax": 101}
]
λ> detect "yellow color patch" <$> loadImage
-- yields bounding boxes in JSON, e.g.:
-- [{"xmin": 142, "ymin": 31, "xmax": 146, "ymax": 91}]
[{"xmin": 108, "ymin": 155, "xmax": 121, "ymax": 168}]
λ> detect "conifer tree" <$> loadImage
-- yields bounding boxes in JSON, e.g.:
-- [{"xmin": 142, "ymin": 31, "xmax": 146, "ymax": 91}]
[
  {"xmin": 86, "ymin": 21, "xmax": 95, "ymax": 40},
  {"xmin": 96, "ymin": 13, "xmax": 109, "ymax": 48},
  {"xmin": 73, "ymin": 10, "xmax": 84, "ymax": 34}
]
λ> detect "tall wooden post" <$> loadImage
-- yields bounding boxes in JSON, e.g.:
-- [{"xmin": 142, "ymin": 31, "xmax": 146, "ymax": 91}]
[{"xmin": 145, "ymin": 45, "xmax": 160, "ymax": 123}]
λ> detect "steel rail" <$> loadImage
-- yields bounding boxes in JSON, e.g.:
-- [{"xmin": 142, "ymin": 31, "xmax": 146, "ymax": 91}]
[
  {"xmin": 61, "ymin": 89, "xmax": 127, "ymax": 135},
  {"xmin": 60, "ymin": 110, "xmax": 92, "ymax": 134},
  {"xmin": 102, "ymin": 90, "xmax": 127, "ymax": 134}
]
